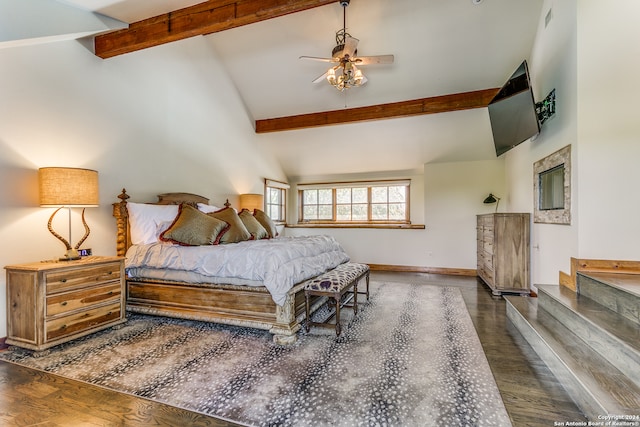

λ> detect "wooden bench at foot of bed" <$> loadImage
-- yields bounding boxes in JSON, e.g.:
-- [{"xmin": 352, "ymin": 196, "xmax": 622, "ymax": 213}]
[{"xmin": 304, "ymin": 262, "xmax": 370, "ymax": 336}]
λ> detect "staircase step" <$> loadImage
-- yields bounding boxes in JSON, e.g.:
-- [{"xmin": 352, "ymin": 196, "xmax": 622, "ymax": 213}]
[
  {"xmin": 506, "ymin": 295, "xmax": 640, "ymax": 418},
  {"xmin": 537, "ymin": 284, "xmax": 640, "ymax": 388},
  {"xmin": 578, "ymin": 272, "xmax": 640, "ymax": 326}
]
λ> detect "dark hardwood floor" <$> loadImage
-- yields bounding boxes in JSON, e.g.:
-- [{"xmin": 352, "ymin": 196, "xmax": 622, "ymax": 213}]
[{"xmin": 0, "ymin": 272, "xmax": 586, "ymax": 426}]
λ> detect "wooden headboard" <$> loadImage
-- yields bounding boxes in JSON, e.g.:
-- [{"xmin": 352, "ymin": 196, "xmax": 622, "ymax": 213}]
[{"xmin": 112, "ymin": 189, "xmax": 214, "ymax": 257}]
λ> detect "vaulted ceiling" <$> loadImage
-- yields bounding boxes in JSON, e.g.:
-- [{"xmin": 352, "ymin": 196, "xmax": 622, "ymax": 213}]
[{"xmin": 55, "ymin": 0, "xmax": 544, "ymax": 175}]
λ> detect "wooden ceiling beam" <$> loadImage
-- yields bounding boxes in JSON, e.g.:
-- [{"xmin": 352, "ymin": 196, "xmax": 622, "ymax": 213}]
[
  {"xmin": 254, "ymin": 88, "xmax": 500, "ymax": 133},
  {"xmin": 94, "ymin": 0, "xmax": 336, "ymax": 59}
]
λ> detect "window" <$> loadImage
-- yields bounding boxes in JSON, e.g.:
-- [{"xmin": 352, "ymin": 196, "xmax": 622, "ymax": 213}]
[
  {"xmin": 265, "ymin": 179, "xmax": 289, "ymax": 223},
  {"xmin": 298, "ymin": 180, "xmax": 410, "ymax": 224}
]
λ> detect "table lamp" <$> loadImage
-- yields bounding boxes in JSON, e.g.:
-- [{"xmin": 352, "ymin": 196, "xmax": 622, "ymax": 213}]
[
  {"xmin": 38, "ymin": 167, "xmax": 99, "ymax": 260},
  {"xmin": 239, "ymin": 193, "xmax": 264, "ymax": 212}
]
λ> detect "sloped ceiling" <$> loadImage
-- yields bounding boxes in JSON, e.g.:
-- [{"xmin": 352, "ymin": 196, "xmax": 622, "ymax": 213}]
[{"xmin": 57, "ymin": 0, "xmax": 544, "ymax": 176}]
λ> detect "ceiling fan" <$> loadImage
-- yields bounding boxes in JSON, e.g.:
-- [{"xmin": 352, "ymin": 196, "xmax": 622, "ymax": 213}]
[{"xmin": 299, "ymin": 0, "xmax": 394, "ymax": 91}]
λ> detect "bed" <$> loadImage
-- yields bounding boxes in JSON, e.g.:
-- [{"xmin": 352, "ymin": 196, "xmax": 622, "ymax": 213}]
[{"xmin": 113, "ymin": 189, "xmax": 350, "ymax": 344}]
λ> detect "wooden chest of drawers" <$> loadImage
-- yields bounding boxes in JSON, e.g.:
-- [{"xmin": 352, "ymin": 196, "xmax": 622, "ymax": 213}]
[
  {"xmin": 477, "ymin": 213, "xmax": 530, "ymax": 296},
  {"xmin": 5, "ymin": 256, "xmax": 126, "ymax": 351}
]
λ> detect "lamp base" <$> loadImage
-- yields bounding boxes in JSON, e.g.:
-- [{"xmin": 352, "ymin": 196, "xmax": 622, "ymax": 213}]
[
  {"xmin": 59, "ymin": 249, "xmax": 81, "ymax": 261},
  {"xmin": 47, "ymin": 207, "xmax": 91, "ymax": 262}
]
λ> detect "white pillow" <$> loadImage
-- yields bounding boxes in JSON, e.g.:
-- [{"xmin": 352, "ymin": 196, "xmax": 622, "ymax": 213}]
[
  {"xmin": 197, "ymin": 202, "xmax": 221, "ymax": 213},
  {"xmin": 127, "ymin": 202, "xmax": 179, "ymax": 245}
]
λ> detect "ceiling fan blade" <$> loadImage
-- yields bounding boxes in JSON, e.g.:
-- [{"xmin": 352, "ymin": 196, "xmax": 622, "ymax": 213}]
[
  {"xmin": 352, "ymin": 54, "xmax": 395, "ymax": 65},
  {"xmin": 299, "ymin": 56, "xmax": 338, "ymax": 63},
  {"xmin": 343, "ymin": 36, "xmax": 359, "ymax": 58},
  {"xmin": 312, "ymin": 70, "xmax": 330, "ymax": 83}
]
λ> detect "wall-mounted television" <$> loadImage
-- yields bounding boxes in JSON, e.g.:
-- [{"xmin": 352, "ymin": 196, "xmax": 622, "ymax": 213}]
[{"xmin": 488, "ymin": 60, "xmax": 540, "ymax": 157}]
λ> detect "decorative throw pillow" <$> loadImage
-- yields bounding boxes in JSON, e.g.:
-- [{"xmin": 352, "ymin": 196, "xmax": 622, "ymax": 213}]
[
  {"xmin": 207, "ymin": 207, "xmax": 252, "ymax": 244},
  {"xmin": 254, "ymin": 209, "xmax": 278, "ymax": 238},
  {"xmin": 127, "ymin": 202, "xmax": 180, "ymax": 245},
  {"xmin": 160, "ymin": 204, "xmax": 229, "ymax": 246},
  {"xmin": 238, "ymin": 209, "xmax": 268, "ymax": 240}
]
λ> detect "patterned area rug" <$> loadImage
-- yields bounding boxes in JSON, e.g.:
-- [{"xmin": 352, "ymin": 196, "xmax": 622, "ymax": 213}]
[{"xmin": 1, "ymin": 282, "xmax": 511, "ymax": 426}]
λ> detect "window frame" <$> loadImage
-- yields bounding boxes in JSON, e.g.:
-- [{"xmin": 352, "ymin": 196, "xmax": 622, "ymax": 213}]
[
  {"xmin": 264, "ymin": 179, "xmax": 289, "ymax": 224},
  {"xmin": 297, "ymin": 179, "xmax": 411, "ymax": 225}
]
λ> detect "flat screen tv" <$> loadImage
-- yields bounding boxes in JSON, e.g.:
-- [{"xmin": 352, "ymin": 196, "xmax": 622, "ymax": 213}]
[{"xmin": 488, "ymin": 60, "xmax": 540, "ymax": 157}]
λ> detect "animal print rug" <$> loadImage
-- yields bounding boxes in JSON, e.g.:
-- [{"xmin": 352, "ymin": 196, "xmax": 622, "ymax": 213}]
[{"xmin": 1, "ymin": 282, "xmax": 511, "ymax": 426}]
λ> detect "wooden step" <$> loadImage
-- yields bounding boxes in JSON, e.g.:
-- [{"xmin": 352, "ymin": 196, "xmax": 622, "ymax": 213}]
[
  {"xmin": 577, "ymin": 272, "xmax": 640, "ymax": 326},
  {"xmin": 505, "ymin": 295, "xmax": 640, "ymax": 418},
  {"xmin": 537, "ymin": 284, "xmax": 640, "ymax": 388}
]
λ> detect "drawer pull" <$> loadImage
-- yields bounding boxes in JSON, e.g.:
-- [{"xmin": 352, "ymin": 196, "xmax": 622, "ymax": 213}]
[
  {"xmin": 60, "ymin": 278, "xmax": 67, "ymax": 283},
  {"xmin": 60, "ymin": 324, "xmax": 67, "ymax": 330},
  {"xmin": 61, "ymin": 301, "xmax": 68, "ymax": 306}
]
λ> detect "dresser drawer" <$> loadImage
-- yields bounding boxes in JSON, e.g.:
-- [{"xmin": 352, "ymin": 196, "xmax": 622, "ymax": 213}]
[
  {"xmin": 478, "ymin": 265, "xmax": 494, "ymax": 285},
  {"xmin": 46, "ymin": 282, "xmax": 122, "ymax": 317},
  {"xmin": 478, "ymin": 215, "xmax": 494, "ymax": 227},
  {"xmin": 46, "ymin": 262, "xmax": 121, "ymax": 294},
  {"xmin": 46, "ymin": 302, "xmax": 122, "ymax": 341},
  {"xmin": 481, "ymin": 238, "xmax": 494, "ymax": 254},
  {"xmin": 478, "ymin": 250, "xmax": 493, "ymax": 269}
]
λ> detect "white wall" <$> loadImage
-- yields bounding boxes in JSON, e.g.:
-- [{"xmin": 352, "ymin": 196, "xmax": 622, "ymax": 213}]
[
  {"xmin": 286, "ymin": 159, "xmax": 505, "ymax": 270},
  {"xmin": 576, "ymin": 0, "xmax": 640, "ymax": 259},
  {"xmin": 502, "ymin": 0, "xmax": 578, "ymax": 287},
  {"xmin": 0, "ymin": 36, "xmax": 286, "ymax": 337}
]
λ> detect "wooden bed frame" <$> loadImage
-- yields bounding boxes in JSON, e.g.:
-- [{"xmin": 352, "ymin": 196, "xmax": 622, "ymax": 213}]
[{"xmin": 113, "ymin": 189, "xmax": 325, "ymax": 344}]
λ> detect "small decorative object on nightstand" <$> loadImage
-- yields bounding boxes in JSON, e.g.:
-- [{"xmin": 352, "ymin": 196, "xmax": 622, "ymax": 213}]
[{"xmin": 5, "ymin": 256, "xmax": 126, "ymax": 352}]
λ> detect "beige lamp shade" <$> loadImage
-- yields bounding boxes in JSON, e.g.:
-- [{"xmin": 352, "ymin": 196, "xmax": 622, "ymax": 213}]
[
  {"xmin": 39, "ymin": 167, "xmax": 99, "ymax": 207},
  {"xmin": 239, "ymin": 193, "xmax": 264, "ymax": 212}
]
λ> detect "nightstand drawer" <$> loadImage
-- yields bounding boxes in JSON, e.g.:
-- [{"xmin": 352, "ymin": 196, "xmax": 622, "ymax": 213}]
[
  {"xmin": 46, "ymin": 302, "xmax": 122, "ymax": 341},
  {"xmin": 46, "ymin": 282, "xmax": 122, "ymax": 317},
  {"xmin": 46, "ymin": 262, "xmax": 121, "ymax": 294}
]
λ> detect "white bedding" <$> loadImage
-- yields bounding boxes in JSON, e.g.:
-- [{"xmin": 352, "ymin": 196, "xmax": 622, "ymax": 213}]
[{"xmin": 125, "ymin": 235, "xmax": 350, "ymax": 305}]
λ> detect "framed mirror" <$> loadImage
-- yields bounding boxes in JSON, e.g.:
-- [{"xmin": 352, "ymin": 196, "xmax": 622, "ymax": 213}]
[{"xmin": 534, "ymin": 145, "xmax": 571, "ymax": 224}]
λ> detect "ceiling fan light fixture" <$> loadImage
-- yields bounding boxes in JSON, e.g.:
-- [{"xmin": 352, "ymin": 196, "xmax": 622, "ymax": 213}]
[
  {"xmin": 353, "ymin": 68, "xmax": 364, "ymax": 85},
  {"xmin": 327, "ymin": 68, "xmax": 337, "ymax": 85},
  {"xmin": 300, "ymin": 0, "xmax": 393, "ymax": 92}
]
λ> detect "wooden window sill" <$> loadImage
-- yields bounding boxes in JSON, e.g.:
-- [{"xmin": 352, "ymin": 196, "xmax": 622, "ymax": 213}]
[{"xmin": 286, "ymin": 223, "xmax": 425, "ymax": 230}]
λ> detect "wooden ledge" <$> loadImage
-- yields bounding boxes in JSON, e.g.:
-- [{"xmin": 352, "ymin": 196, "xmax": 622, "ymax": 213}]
[{"xmin": 286, "ymin": 223, "xmax": 425, "ymax": 230}]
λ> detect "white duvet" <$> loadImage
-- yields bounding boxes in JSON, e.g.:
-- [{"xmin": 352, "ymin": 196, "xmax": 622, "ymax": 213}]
[{"xmin": 125, "ymin": 235, "xmax": 350, "ymax": 306}]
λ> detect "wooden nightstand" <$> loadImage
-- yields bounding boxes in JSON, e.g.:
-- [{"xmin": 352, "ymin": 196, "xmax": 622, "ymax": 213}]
[{"xmin": 5, "ymin": 256, "xmax": 126, "ymax": 352}]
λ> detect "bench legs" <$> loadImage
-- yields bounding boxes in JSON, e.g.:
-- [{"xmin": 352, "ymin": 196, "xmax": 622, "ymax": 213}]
[
  {"xmin": 355, "ymin": 271, "xmax": 370, "ymax": 301},
  {"xmin": 305, "ymin": 274, "xmax": 365, "ymax": 336}
]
